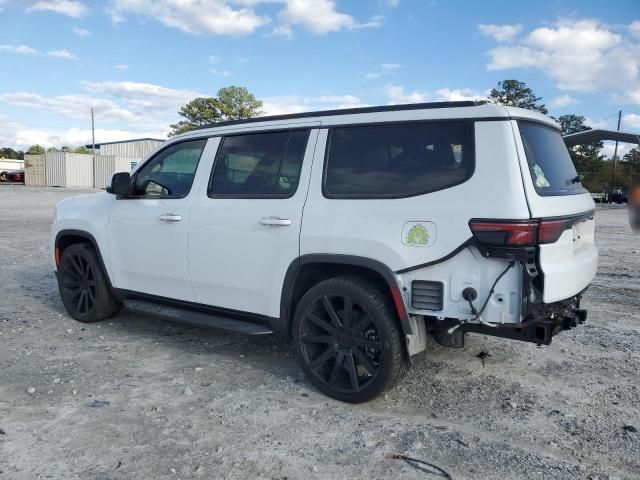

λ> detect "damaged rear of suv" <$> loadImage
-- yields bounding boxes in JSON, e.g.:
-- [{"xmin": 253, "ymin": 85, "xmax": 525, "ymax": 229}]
[{"xmin": 52, "ymin": 101, "xmax": 597, "ymax": 403}]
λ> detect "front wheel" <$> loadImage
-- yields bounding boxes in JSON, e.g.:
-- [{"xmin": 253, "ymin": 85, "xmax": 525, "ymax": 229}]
[
  {"xmin": 293, "ymin": 276, "xmax": 406, "ymax": 403},
  {"xmin": 57, "ymin": 243, "xmax": 121, "ymax": 322}
]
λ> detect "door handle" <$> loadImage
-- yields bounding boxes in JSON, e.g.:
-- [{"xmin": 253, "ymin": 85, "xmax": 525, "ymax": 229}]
[
  {"xmin": 159, "ymin": 213, "xmax": 182, "ymax": 222},
  {"xmin": 260, "ymin": 217, "xmax": 292, "ymax": 226}
]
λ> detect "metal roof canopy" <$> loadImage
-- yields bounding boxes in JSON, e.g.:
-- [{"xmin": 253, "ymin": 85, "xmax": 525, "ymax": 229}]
[{"xmin": 563, "ymin": 129, "xmax": 640, "ymax": 147}]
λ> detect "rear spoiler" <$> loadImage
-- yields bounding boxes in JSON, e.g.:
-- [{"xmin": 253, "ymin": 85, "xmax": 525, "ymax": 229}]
[{"xmin": 563, "ymin": 129, "xmax": 640, "ymax": 147}]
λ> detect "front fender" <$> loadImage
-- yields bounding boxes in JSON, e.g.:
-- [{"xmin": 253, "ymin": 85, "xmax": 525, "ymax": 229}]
[{"xmin": 51, "ymin": 192, "xmax": 115, "ymax": 282}]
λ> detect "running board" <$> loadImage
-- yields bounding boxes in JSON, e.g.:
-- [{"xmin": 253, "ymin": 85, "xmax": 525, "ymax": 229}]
[{"xmin": 123, "ymin": 299, "xmax": 273, "ymax": 336}]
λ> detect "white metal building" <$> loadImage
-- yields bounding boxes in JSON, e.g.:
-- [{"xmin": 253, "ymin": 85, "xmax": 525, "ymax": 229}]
[
  {"xmin": 46, "ymin": 152, "xmax": 94, "ymax": 188},
  {"xmin": 0, "ymin": 158, "xmax": 24, "ymax": 172},
  {"xmin": 24, "ymin": 154, "xmax": 46, "ymax": 186},
  {"xmin": 88, "ymin": 138, "xmax": 165, "ymax": 160},
  {"xmin": 94, "ymin": 155, "xmax": 138, "ymax": 189}
]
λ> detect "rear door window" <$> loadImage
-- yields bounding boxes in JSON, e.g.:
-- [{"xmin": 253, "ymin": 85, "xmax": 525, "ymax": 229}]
[
  {"xmin": 323, "ymin": 122, "xmax": 473, "ymax": 198},
  {"xmin": 209, "ymin": 130, "xmax": 310, "ymax": 197},
  {"xmin": 518, "ymin": 121, "xmax": 586, "ymax": 196}
]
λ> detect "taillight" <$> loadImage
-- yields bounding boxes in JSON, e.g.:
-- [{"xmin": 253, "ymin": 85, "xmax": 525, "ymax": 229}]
[
  {"xmin": 538, "ymin": 218, "xmax": 573, "ymax": 244},
  {"xmin": 469, "ymin": 218, "xmax": 573, "ymax": 246},
  {"xmin": 469, "ymin": 220, "xmax": 538, "ymax": 246}
]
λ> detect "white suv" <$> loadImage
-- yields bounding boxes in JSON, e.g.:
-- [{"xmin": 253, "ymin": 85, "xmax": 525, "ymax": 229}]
[{"xmin": 51, "ymin": 101, "xmax": 598, "ymax": 402}]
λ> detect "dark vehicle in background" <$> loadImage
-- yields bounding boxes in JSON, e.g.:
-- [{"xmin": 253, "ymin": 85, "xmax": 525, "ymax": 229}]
[
  {"xmin": 604, "ymin": 187, "xmax": 628, "ymax": 204},
  {"xmin": 0, "ymin": 170, "xmax": 25, "ymax": 183}
]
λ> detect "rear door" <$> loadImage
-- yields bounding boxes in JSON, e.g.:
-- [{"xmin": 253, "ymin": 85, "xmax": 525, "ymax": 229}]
[
  {"xmin": 512, "ymin": 120, "xmax": 598, "ymax": 303},
  {"xmin": 188, "ymin": 127, "xmax": 319, "ymax": 317}
]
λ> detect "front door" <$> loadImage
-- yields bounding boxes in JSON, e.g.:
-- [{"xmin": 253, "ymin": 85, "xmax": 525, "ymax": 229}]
[
  {"xmin": 108, "ymin": 138, "xmax": 211, "ymax": 301},
  {"xmin": 188, "ymin": 128, "xmax": 319, "ymax": 317}
]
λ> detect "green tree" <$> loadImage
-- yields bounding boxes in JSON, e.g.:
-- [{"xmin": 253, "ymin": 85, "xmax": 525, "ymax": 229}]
[
  {"xmin": 74, "ymin": 146, "xmax": 91, "ymax": 154},
  {"xmin": 47, "ymin": 147, "xmax": 60, "ymax": 152},
  {"xmin": 555, "ymin": 114, "xmax": 603, "ymax": 172},
  {"xmin": 26, "ymin": 144, "xmax": 46, "ymax": 155},
  {"xmin": 0, "ymin": 147, "xmax": 19, "ymax": 159},
  {"xmin": 623, "ymin": 146, "xmax": 640, "ymax": 183},
  {"xmin": 169, "ymin": 86, "xmax": 263, "ymax": 136},
  {"xmin": 488, "ymin": 80, "xmax": 548, "ymax": 114}
]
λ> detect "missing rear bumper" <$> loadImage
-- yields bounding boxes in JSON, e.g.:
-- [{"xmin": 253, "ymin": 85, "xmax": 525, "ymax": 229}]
[{"xmin": 427, "ymin": 296, "xmax": 587, "ymax": 348}]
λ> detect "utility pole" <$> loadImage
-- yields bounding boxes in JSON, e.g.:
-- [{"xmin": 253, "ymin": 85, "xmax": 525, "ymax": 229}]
[
  {"xmin": 91, "ymin": 107, "xmax": 96, "ymax": 154},
  {"xmin": 611, "ymin": 109, "xmax": 622, "ymax": 187}
]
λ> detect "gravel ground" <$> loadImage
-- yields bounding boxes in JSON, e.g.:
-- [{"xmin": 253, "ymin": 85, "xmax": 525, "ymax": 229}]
[{"xmin": 1, "ymin": 185, "xmax": 639, "ymax": 480}]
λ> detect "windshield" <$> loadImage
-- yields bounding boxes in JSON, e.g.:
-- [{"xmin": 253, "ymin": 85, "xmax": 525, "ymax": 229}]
[{"xmin": 518, "ymin": 121, "xmax": 586, "ymax": 196}]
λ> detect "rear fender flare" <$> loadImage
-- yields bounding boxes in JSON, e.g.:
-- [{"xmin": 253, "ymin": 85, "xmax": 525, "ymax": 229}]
[{"xmin": 280, "ymin": 254, "xmax": 412, "ymax": 337}]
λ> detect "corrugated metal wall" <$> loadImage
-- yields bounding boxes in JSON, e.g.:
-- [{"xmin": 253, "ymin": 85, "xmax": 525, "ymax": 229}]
[
  {"xmin": 99, "ymin": 139, "xmax": 164, "ymax": 159},
  {"xmin": 45, "ymin": 151, "xmax": 66, "ymax": 187},
  {"xmin": 24, "ymin": 155, "xmax": 46, "ymax": 186},
  {"xmin": 94, "ymin": 155, "xmax": 139, "ymax": 189},
  {"xmin": 65, "ymin": 153, "xmax": 94, "ymax": 188},
  {"xmin": 45, "ymin": 152, "xmax": 94, "ymax": 188}
]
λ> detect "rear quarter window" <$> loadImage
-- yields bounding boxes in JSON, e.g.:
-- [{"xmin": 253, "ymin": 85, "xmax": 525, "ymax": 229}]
[
  {"xmin": 518, "ymin": 121, "xmax": 586, "ymax": 196},
  {"xmin": 323, "ymin": 122, "xmax": 474, "ymax": 198}
]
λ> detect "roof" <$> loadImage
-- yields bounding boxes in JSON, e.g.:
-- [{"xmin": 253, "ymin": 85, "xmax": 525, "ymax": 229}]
[
  {"xmin": 563, "ymin": 129, "xmax": 640, "ymax": 147},
  {"xmin": 196, "ymin": 101, "xmax": 485, "ymax": 130},
  {"xmin": 85, "ymin": 137, "xmax": 165, "ymax": 148}
]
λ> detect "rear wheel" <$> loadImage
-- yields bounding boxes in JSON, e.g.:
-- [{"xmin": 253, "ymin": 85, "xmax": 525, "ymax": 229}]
[
  {"xmin": 57, "ymin": 243, "xmax": 121, "ymax": 322},
  {"xmin": 293, "ymin": 276, "xmax": 405, "ymax": 403}
]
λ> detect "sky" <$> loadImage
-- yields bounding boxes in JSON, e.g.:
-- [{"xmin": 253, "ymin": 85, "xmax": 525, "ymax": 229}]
[{"xmin": 0, "ymin": 0, "xmax": 639, "ymax": 157}]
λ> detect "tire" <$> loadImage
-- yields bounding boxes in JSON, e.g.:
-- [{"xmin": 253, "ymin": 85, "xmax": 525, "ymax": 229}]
[
  {"xmin": 292, "ymin": 276, "xmax": 406, "ymax": 403},
  {"xmin": 57, "ymin": 243, "xmax": 121, "ymax": 323}
]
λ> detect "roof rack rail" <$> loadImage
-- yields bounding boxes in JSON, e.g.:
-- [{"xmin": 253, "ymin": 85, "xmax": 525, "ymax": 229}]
[{"xmin": 196, "ymin": 100, "xmax": 487, "ymax": 130}]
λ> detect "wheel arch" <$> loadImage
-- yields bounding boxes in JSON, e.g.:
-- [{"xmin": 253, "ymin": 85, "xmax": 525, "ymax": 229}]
[
  {"xmin": 55, "ymin": 229, "xmax": 114, "ymax": 289},
  {"xmin": 280, "ymin": 254, "xmax": 412, "ymax": 338}
]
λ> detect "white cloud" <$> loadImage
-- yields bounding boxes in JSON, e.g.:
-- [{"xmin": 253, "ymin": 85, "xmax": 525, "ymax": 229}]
[
  {"xmin": 81, "ymin": 80, "xmax": 203, "ymax": 113},
  {"xmin": 0, "ymin": 81, "xmax": 202, "ymax": 138},
  {"xmin": 384, "ymin": 84, "xmax": 427, "ymax": 104},
  {"xmin": 484, "ymin": 19, "xmax": 640, "ymax": 105},
  {"xmin": 262, "ymin": 93, "xmax": 367, "ymax": 115},
  {"xmin": 623, "ymin": 113, "xmax": 640, "ymax": 130},
  {"xmin": 210, "ymin": 68, "xmax": 231, "ymax": 77},
  {"xmin": 386, "ymin": 0, "xmax": 399, "ymax": 6},
  {"xmin": 72, "ymin": 26, "xmax": 90, "ymax": 36},
  {"xmin": 434, "ymin": 88, "xmax": 483, "ymax": 101},
  {"xmin": 631, "ymin": 20, "xmax": 640, "ymax": 38},
  {"xmin": 0, "ymin": 121, "xmax": 166, "ymax": 150},
  {"xmin": 278, "ymin": 0, "xmax": 355, "ymax": 34},
  {"xmin": 48, "ymin": 49, "xmax": 77, "ymax": 60},
  {"xmin": 0, "ymin": 92, "xmax": 138, "ymax": 125},
  {"xmin": 0, "ymin": 44, "xmax": 37, "ymax": 54},
  {"xmin": 365, "ymin": 63, "xmax": 399, "ymax": 80},
  {"xmin": 380, "ymin": 63, "xmax": 400, "ymax": 70},
  {"xmin": 107, "ymin": 0, "xmax": 380, "ymax": 37},
  {"xmin": 108, "ymin": 0, "xmax": 270, "ymax": 36},
  {"xmin": 478, "ymin": 23, "xmax": 522, "ymax": 42},
  {"xmin": 26, "ymin": 0, "xmax": 86, "ymax": 17},
  {"xmin": 270, "ymin": 24, "xmax": 293, "ymax": 39},
  {"xmin": 602, "ymin": 141, "xmax": 633, "ymax": 160},
  {"xmin": 551, "ymin": 94, "xmax": 578, "ymax": 108},
  {"xmin": 384, "ymin": 84, "xmax": 483, "ymax": 104},
  {"xmin": 355, "ymin": 14, "xmax": 384, "ymax": 29},
  {"xmin": 113, "ymin": 64, "xmax": 129, "ymax": 70}
]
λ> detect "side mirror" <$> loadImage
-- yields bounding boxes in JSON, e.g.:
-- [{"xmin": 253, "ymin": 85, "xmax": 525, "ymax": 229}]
[{"xmin": 107, "ymin": 172, "xmax": 131, "ymax": 195}]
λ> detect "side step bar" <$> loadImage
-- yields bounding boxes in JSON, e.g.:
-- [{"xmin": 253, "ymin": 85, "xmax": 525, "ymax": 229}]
[{"xmin": 123, "ymin": 299, "xmax": 273, "ymax": 336}]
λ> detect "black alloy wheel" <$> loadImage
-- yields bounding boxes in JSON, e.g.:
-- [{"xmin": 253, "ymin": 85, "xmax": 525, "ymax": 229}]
[
  {"xmin": 60, "ymin": 250, "xmax": 97, "ymax": 316},
  {"xmin": 58, "ymin": 243, "xmax": 121, "ymax": 322},
  {"xmin": 293, "ymin": 276, "xmax": 405, "ymax": 403}
]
